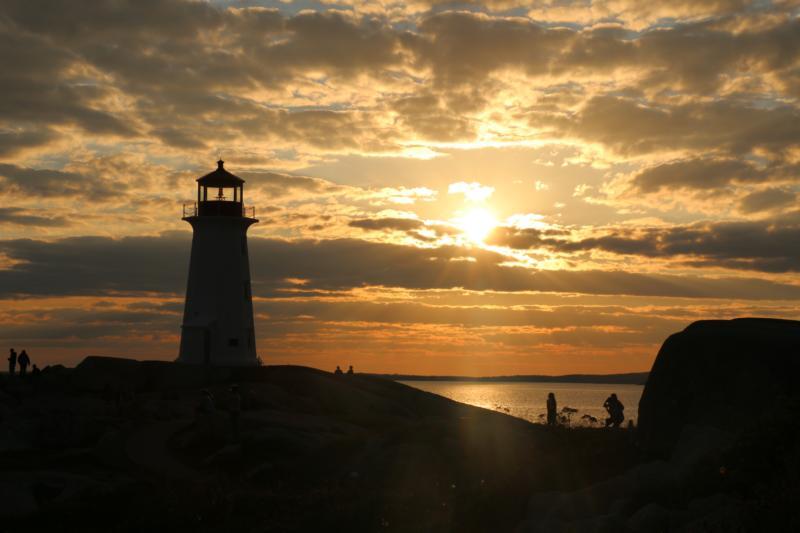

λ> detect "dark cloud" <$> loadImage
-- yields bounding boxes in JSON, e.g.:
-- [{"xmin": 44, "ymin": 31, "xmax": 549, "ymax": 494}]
[
  {"xmin": 491, "ymin": 218, "xmax": 800, "ymax": 272},
  {"xmin": 348, "ymin": 216, "xmax": 461, "ymax": 242},
  {"xmin": 547, "ymin": 95, "xmax": 800, "ymax": 158},
  {"xmin": 0, "ymin": 128, "xmax": 58, "ymax": 157},
  {"xmin": 390, "ymin": 93, "xmax": 476, "ymax": 141},
  {"xmin": 739, "ymin": 188, "xmax": 797, "ymax": 214},
  {"xmin": 415, "ymin": 11, "xmax": 572, "ymax": 86},
  {"xmin": 239, "ymin": 170, "xmax": 344, "ymax": 198},
  {"xmin": 0, "ymin": 233, "xmax": 799, "ymax": 299},
  {"xmin": 349, "ymin": 217, "xmax": 424, "ymax": 231},
  {"xmin": 2, "ymin": 0, "xmax": 799, "ymax": 156},
  {"xmin": 0, "ymin": 208, "xmax": 70, "ymax": 227},
  {"xmin": 0, "ymin": 163, "xmax": 128, "ymax": 200},
  {"xmin": 630, "ymin": 158, "xmax": 771, "ymax": 193}
]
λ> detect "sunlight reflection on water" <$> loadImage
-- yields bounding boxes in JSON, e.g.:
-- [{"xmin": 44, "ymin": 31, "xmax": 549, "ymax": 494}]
[{"xmin": 400, "ymin": 381, "xmax": 644, "ymax": 426}]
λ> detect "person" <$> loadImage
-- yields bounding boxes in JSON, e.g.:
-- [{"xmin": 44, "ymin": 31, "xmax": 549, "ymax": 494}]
[
  {"xmin": 7, "ymin": 348, "xmax": 16, "ymax": 376},
  {"xmin": 31, "ymin": 364, "xmax": 41, "ymax": 377},
  {"xmin": 229, "ymin": 385, "xmax": 242, "ymax": 441},
  {"xmin": 346, "ymin": 365, "xmax": 354, "ymax": 375},
  {"xmin": 546, "ymin": 392, "xmax": 557, "ymax": 426},
  {"xmin": 603, "ymin": 393, "xmax": 625, "ymax": 428},
  {"xmin": 334, "ymin": 365, "xmax": 343, "ymax": 375},
  {"xmin": 18, "ymin": 350, "xmax": 30, "ymax": 377}
]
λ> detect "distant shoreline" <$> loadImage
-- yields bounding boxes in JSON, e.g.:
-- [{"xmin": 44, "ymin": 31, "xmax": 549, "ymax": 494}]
[{"xmin": 370, "ymin": 372, "xmax": 649, "ymax": 386}]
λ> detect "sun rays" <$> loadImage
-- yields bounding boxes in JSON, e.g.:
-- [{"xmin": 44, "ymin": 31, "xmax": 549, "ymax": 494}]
[{"xmin": 455, "ymin": 207, "xmax": 498, "ymax": 243}]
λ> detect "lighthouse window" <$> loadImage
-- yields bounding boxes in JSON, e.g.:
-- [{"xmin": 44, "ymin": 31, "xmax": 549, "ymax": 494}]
[{"xmin": 228, "ymin": 338, "xmax": 239, "ymax": 347}]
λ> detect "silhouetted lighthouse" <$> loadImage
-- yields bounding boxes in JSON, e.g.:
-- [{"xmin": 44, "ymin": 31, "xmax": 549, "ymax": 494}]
[{"xmin": 178, "ymin": 160, "xmax": 259, "ymax": 366}]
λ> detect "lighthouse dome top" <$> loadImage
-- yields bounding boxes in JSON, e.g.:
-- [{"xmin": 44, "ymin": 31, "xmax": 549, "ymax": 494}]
[{"xmin": 197, "ymin": 160, "xmax": 245, "ymax": 187}]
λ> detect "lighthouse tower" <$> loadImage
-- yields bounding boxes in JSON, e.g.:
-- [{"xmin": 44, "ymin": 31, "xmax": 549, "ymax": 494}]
[{"xmin": 178, "ymin": 160, "xmax": 259, "ymax": 366}]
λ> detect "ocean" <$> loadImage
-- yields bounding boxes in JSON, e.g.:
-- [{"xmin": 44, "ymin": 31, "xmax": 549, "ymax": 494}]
[{"xmin": 399, "ymin": 380, "xmax": 645, "ymax": 426}]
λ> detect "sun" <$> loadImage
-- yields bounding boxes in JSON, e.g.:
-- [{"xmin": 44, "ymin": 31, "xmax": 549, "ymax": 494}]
[{"xmin": 456, "ymin": 208, "xmax": 497, "ymax": 243}]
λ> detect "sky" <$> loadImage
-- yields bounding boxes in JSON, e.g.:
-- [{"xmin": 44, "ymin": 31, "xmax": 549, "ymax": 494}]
[{"xmin": 0, "ymin": 0, "xmax": 799, "ymax": 375}]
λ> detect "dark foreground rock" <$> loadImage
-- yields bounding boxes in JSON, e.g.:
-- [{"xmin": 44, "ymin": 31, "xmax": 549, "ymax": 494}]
[
  {"xmin": 5, "ymin": 316, "xmax": 800, "ymax": 533},
  {"xmin": 639, "ymin": 318, "xmax": 800, "ymax": 456},
  {"xmin": 0, "ymin": 358, "xmax": 636, "ymax": 532},
  {"xmin": 518, "ymin": 318, "xmax": 800, "ymax": 532}
]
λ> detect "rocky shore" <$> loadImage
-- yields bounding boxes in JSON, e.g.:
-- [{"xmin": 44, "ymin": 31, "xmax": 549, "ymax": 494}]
[{"xmin": 1, "ymin": 318, "xmax": 798, "ymax": 531}]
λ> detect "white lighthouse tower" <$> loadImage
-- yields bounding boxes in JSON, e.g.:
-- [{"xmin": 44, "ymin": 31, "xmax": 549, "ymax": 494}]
[{"xmin": 178, "ymin": 160, "xmax": 259, "ymax": 366}]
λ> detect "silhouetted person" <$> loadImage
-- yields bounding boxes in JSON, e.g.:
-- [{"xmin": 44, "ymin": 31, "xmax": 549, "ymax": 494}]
[
  {"xmin": 7, "ymin": 348, "xmax": 16, "ymax": 376},
  {"xmin": 31, "ymin": 364, "xmax": 41, "ymax": 377},
  {"xmin": 347, "ymin": 365, "xmax": 354, "ymax": 375},
  {"xmin": 334, "ymin": 365, "xmax": 343, "ymax": 375},
  {"xmin": 603, "ymin": 393, "xmax": 625, "ymax": 428},
  {"xmin": 229, "ymin": 385, "xmax": 242, "ymax": 440},
  {"xmin": 546, "ymin": 392, "xmax": 557, "ymax": 426},
  {"xmin": 18, "ymin": 350, "xmax": 30, "ymax": 377}
]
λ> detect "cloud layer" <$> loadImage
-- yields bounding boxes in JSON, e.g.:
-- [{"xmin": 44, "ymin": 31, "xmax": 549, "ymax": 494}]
[{"xmin": 1, "ymin": 0, "xmax": 798, "ymax": 373}]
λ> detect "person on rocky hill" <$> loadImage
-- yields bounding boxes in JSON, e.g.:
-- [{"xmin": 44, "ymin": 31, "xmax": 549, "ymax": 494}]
[
  {"xmin": 18, "ymin": 350, "xmax": 30, "ymax": 377},
  {"xmin": 603, "ymin": 393, "xmax": 625, "ymax": 428},
  {"xmin": 7, "ymin": 348, "xmax": 16, "ymax": 376},
  {"xmin": 546, "ymin": 392, "xmax": 558, "ymax": 426}
]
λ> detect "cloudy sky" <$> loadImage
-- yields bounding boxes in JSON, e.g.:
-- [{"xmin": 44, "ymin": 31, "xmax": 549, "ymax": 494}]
[{"xmin": 1, "ymin": 0, "xmax": 798, "ymax": 374}]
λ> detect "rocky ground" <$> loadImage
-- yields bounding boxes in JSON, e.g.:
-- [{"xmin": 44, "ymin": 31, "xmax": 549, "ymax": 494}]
[
  {"xmin": 1, "ymin": 318, "xmax": 799, "ymax": 532},
  {"xmin": 0, "ymin": 358, "xmax": 636, "ymax": 532}
]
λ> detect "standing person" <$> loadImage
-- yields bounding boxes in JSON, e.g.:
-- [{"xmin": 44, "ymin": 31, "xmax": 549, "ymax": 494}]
[
  {"xmin": 603, "ymin": 393, "xmax": 625, "ymax": 428},
  {"xmin": 7, "ymin": 348, "xmax": 16, "ymax": 376},
  {"xmin": 18, "ymin": 350, "xmax": 30, "ymax": 377},
  {"xmin": 546, "ymin": 392, "xmax": 557, "ymax": 426},
  {"xmin": 346, "ymin": 365, "xmax": 354, "ymax": 375},
  {"xmin": 334, "ymin": 365, "xmax": 343, "ymax": 375}
]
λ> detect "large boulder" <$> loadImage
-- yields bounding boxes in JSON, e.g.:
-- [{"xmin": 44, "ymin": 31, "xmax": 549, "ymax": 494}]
[{"xmin": 638, "ymin": 318, "xmax": 800, "ymax": 456}]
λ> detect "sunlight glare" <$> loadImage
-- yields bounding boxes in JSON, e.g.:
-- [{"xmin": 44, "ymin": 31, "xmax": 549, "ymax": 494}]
[{"xmin": 456, "ymin": 208, "xmax": 497, "ymax": 243}]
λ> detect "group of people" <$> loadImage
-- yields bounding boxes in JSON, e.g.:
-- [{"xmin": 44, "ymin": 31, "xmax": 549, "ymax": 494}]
[
  {"xmin": 334, "ymin": 365, "xmax": 355, "ymax": 375},
  {"xmin": 7, "ymin": 348, "xmax": 38, "ymax": 377},
  {"xmin": 546, "ymin": 391, "xmax": 626, "ymax": 428}
]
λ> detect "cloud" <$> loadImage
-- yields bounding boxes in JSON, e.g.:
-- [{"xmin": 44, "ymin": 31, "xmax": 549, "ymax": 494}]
[
  {"xmin": 0, "ymin": 163, "xmax": 128, "ymax": 200},
  {"xmin": 738, "ymin": 187, "xmax": 797, "ymax": 214},
  {"xmin": 0, "ymin": 208, "xmax": 70, "ymax": 227},
  {"xmin": 490, "ymin": 218, "xmax": 800, "ymax": 273},
  {"xmin": 448, "ymin": 181, "xmax": 495, "ymax": 202},
  {"xmin": 1, "ymin": 233, "xmax": 799, "ymax": 299},
  {"xmin": 349, "ymin": 217, "xmax": 424, "ymax": 231},
  {"xmin": 629, "ymin": 158, "xmax": 772, "ymax": 193},
  {"xmin": 0, "ymin": 128, "xmax": 58, "ymax": 157},
  {"xmin": 548, "ymin": 95, "xmax": 800, "ymax": 159},
  {"xmin": 239, "ymin": 170, "xmax": 345, "ymax": 198},
  {"xmin": 390, "ymin": 93, "xmax": 476, "ymax": 141}
]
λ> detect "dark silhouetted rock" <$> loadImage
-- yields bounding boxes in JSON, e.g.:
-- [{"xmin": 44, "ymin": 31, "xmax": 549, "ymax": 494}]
[{"xmin": 638, "ymin": 318, "xmax": 800, "ymax": 456}]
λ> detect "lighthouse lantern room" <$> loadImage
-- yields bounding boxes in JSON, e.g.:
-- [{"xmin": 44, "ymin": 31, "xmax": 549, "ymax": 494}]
[{"xmin": 178, "ymin": 160, "xmax": 259, "ymax": 366}]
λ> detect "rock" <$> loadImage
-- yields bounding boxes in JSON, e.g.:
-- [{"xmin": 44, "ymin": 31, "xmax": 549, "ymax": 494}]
[
  {"xmin": 627, "ymin": 503, "xmax": 671, "ymax": 532},
  {"xmin": 670, "ymin": 424, "xmax": 733, "ymax": 478},
  {"xmin": 638, "ymin": 318, "xmax": 800, "ymax": 456},
  {"xmin": 0, "ymin": 478, "xmax": 38, "ymax": 516}
]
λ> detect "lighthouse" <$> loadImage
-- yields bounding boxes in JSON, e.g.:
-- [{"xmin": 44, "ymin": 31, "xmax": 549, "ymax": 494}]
[{"xmin": 178, "ymin": 160, "xmax": 259, "ymax": 366}]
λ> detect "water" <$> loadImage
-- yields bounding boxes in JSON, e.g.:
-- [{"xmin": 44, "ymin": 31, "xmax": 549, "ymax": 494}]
[{"xmin": 399, "ymin": 381, "xmax": 644, "ymax": 426}]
